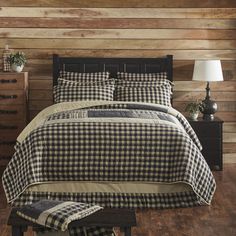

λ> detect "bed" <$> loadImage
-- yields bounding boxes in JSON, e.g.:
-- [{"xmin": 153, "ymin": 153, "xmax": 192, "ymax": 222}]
[{"xmin": 2, "ymin": 54, "xmax": 216, "ymax": 210}]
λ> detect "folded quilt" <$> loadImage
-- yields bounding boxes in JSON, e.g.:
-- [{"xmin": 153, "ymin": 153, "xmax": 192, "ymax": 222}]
[
  {"xmin": 17, "ymin": 200, "xmax": 114, "ymax": 236},
  {"xmin": 2, "ymin": 101, "xmax": 216, "ymax": 208}
]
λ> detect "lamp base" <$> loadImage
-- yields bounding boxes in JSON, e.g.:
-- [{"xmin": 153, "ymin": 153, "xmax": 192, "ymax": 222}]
[
  {"xmin": 202, "ymin": 114, "xmax": 215, "ymax": 121},
  {"xmin": 200, "ymin": 99, "xmax": 217, "ymax": 121}
]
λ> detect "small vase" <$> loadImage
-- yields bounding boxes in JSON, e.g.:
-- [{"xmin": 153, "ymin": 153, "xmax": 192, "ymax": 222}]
[
  {"xmin": 189, "ymin": 112, "xmax": 199, "ymax": 120},
  {"xmin": 11, "ymin": 64, "xmax": 24, "ymax": 73}
]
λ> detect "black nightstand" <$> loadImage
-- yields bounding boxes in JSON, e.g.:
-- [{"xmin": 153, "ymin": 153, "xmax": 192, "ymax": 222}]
[{"xmin": 188, "ymin": 117, "xmax": 223, "ymax": 171}]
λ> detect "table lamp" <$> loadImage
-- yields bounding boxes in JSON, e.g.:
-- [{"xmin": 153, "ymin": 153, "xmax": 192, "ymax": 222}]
[{"xmin": 192, "ymin": 60, "xmax": 224, "ymax": 120}]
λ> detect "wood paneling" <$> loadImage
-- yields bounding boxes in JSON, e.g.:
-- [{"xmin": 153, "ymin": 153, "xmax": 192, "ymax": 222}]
[
  {"xmin": 0, "ymin": 1, "xmax": 235, "ymax": 162},
  {"xmin": 1, "ymin": 18, "xmax": 236, "ymax": 29},
  {"xmin": 1, "ymin": 0, "xmax": 236, "ymax": 8},
  {"xmin": 1, "ymin": 8, "xmax": 236, "ymax": 18},
  {"xmin": 1, "ymin": 39, "xmax": 236, "ymax": 50},
  {"xmin": 1, "ymin": 29, "xmax": 236, "ymax": 39}
]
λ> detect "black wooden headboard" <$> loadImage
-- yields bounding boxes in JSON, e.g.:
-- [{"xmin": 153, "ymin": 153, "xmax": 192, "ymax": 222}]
[{"xmin": 53, "ymin": 54, "xmax": 173, "ymax": 86}]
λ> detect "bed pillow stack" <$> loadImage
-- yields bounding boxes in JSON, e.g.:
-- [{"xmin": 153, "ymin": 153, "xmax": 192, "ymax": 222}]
[
  {"xmin": 115, "ymin": 72, "xmax": 173, "ymax": 106},
  {"xmin": 53, "ymin": 71, "xmax": 115, "ymax": 103}
]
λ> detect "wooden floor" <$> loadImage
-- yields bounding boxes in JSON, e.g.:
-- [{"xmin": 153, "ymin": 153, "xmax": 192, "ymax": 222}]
[{"xmin": 1, "ymin": 164, "xmax": 236, "ymax": 236}]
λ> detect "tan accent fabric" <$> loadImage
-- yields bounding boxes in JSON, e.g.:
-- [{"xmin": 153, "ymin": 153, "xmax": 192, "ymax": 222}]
[
  {"xmin": 45, "ymin": 117, "xmax": 182, "ymax": 129},
  {"xmin": 27, "ymin": 181, "xmax": 192, "ymax": 194},
  {"xmin": 17, "ymin": 100, "xmax": 178, "ymax": 143}
]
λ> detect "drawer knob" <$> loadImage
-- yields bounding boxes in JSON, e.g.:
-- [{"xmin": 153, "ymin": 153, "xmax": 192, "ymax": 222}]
[
  {"xmin": 0, "ymin": 94, "xmax": 17, "ymax": 99},
  {"xmin": 0, "ymin": 124, "xmax": 18, "ymax": 129},
  {"xmin": 0, "ymin": 110, "xmax": 17, "ymax": 114},
  {"xmin": 0, "ymin": 79, "xmax": 17, "ymax": 84},
  {"xmin": 0, "ymin": 141, "xmax": 15, "ymax": 145}
]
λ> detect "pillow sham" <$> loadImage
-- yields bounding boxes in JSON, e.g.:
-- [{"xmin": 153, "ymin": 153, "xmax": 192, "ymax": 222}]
[
  {"xmin": 115, "ymin": 84, "xmax": 172, "ymax": 107},
  {"xmin": 54, "ymin": 85, "xmax": 115, "ymax": 103},
  {"xmin": 117, "ymin": 72, "xmax": 168, "ymax": 81},
  {"xmin": 59, "ymin": 71, "xmax": 110, "ymax": 82},
  {"xmin": 58, "ymin": 78, "xmax": 115, "ymax": 87},
  {"xmin": 116, "ymin": 78, "xmax": 172, "ymax": 87}
]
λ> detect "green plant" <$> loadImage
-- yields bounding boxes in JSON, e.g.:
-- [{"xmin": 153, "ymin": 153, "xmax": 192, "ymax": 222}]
[
  {"xmin": 185, "ymin": 101, "xmax": 203, "ymax": 114},
  {"xmin": 7, "ymin": 51, "xmax": 26, "ymax": 66}
]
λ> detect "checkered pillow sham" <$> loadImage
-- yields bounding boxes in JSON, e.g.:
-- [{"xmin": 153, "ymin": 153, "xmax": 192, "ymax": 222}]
[
  {"xmin": 60, "ymin": 71, "xmax": 110, "ymax": 82},
  {"xmin": 117, "ymin": 72, "xmax": 168, "ymax": 81},
  {"xmin": 116, "ymin": 78, "xmax": 172, "ymax": 87},
  {"xmin": 58, "ymin": 78, "xmax": 115, "ymax": 87},
  {"xmin": 54, "ymin": 85, "xmax": 115, "ymax": 103},
  {"xmin": 115, "ymin": 84, "xmax": 172, "ymax": 106}
]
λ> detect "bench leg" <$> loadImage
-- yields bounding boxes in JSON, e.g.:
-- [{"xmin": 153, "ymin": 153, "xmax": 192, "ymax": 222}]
[
  {"xmin": 12, "ymin": 226, "xmax": 24, "ymax": 236},
  {"xmin": 12, "ymin": 226, "xmax": 27, "ymax": 236},
  {"xmin": 123, "ymin": 227, "xmax": 131, "ymax": 236}
]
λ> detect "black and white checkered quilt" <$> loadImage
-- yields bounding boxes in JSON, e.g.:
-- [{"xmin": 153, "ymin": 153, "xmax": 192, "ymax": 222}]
[
  {"xmin": 2, "ymin": 102, "xmax": 216, "ymax": 210},
  {"xmin": 16, "ymin": 200, "xmax": 114, "ymax": 236}
]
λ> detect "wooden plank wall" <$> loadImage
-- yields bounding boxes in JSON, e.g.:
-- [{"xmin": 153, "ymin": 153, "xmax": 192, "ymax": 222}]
[{"xmin": 0, "ymin": 1, "xmax": 236, "ymax": 162}]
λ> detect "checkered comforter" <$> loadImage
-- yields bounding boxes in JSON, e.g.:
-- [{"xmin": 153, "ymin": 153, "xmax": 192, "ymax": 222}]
[{"xmin": 2, "ymin": 102, "xmax": 216, "ymax": 208}]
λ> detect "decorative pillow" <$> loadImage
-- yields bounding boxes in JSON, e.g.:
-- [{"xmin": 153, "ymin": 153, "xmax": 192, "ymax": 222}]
[
  {"xmin": 54, "ymin": 85, "xmax": 115, "ymax": 103},
  {"xmin": 117, "ymin": 72, "xmax": 168, "ymax": 81},
  {"xmin": 116, "ymin": 79, "xmax": 172, "ymax": 87},
  {"xmin": 59, "ymin": 71, "xmax": 110, "ymax": 82},
  {"xmin": 58, "ymin": 78, "xmax": 115, "ymax": 87},
  {"xmin": 115, "ymin": 84, "xmax": 172, "ymax": 106}
]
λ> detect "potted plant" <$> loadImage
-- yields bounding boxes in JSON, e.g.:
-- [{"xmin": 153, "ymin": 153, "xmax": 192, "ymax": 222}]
[
  {"xmin": 7, "ymin": 51, "xmax": 26, "ymax": 73},
  {"xmin": 185, "ymin": 101, "xmax": 203, "ymax": 120}
]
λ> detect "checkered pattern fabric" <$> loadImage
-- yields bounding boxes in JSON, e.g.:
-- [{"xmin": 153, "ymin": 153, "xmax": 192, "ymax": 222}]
[
  {"xmin": 69, "ymin": 226, "xmax": 115, "ymax": 236},
  {"xmin": 115, "ymin": 84, "xmax": 172, "ymax": 106},
  {"xmin": 3, "ymin": 56, "xmax": 11, "ymax": 72},
  {"xmin": 116, "ymin": 78, "xmax": 172, "ymax": 87},
  {"xmin": 53, "ymin": 85, "xmax": 115, "ymax": 103},
  {"xmin": 2, "ymin": 102, "xmax": 215, "ymax": 208},
  {"xmin": 117, "ymin": 72, "xmax": 168, "ymax": 81},
  {"xmin": 13, "ymin": 191, "xmax": 199, "ymax": 209},
  {"xmin": 36, "ymin": 226, "xmax": 115, "ymax": 236},
  {"xmin": 85, "ymin": 103, "xmax": 202, "ymax": 151},
  {"xmin": 60, "ymin": 71, "xmax": 110, "ymax": 82},
  {"xmin": 16, "ymin": 200, "xmax": 114, "ymax": 236},
  {"xmin": 58, "ymin": 78, "xmax": 115, "ymax": 87},
  {"xmin": 17, "ymin": 200, "xmax": 102, "ymax": 231}
]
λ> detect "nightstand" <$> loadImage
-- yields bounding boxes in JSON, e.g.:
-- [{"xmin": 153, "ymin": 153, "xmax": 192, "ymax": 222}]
[
  {"xmin": 188, "ymin": 117, "xmax": 223, "ymax": 171},
  {"xmin": 0, "ymin": 72, "xmax": 28, "ymax": 167}
]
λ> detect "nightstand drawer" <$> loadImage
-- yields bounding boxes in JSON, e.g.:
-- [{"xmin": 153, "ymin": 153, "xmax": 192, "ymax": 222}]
[
  {"xmin": 0, "ymin": 145, "xmax": 15, "ymax": 167},
  {"xmin": 200, "ymin": 139, "xmax": 221, "ymax": 150},
  {"xmin": 0, "ymin": 73, "xmax": 25, "ymax": 90},
  {"xmin": 0, "ymin": 105, "xmax": 26, "ymax": 121},
  {"xmin": 188, "ymin": 117, "xmax": 223, "ymax": 171},
  {"xmin": 0, "ymin": 144, "xmax": 15, "ymax": 166},
  {"xmin": 0, "ymin": 131, "xmax": 21, "ymax": 142},
  {"xmin": 0, "ymin": 90, "xmax": 25, "ymax": 105},
  {"xmin": 0, "ymin": 144, "xmax": 15, "ymax": 156},
  {"xmin": 0, "ymin": 156, "xmax": 12, "ymax": 166},
  {"xmin": 190, "ymin": 123, "xmax": 221, "ymax": 138},
  {"xmin": 201, "ymin": 150, "xmax": 222, "ymax": 170}
]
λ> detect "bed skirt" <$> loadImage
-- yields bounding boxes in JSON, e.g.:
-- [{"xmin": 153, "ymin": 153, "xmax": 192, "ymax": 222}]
[{"xmin": 12, "ymin": 191, "xmax": 200, "ymax": 209}]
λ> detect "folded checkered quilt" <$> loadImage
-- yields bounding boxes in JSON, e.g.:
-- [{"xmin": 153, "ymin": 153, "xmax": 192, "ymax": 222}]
[
  {"xmin": 2, "ymin": 101, "xmax": 216, "ymax": 208},
  {"xmin": 17, "ymin": 200, "xmax": 114, "ymax": 236}
]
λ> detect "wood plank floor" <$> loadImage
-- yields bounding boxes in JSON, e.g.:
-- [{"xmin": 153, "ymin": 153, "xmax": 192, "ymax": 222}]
[{"xmin": 1, "ymin": 164, "xmax": 236, "ymax": 236}]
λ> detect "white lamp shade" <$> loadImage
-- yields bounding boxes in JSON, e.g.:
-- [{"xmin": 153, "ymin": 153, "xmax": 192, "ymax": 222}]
[{"xmin": 192, "ymin": 60, "xmax": 224, "ymax": 82}]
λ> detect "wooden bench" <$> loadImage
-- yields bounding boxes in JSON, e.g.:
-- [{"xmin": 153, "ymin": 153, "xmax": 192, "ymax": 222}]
[{"xmin": 8, "ymin": 208, "xmax": 137, "ymax": 236}]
